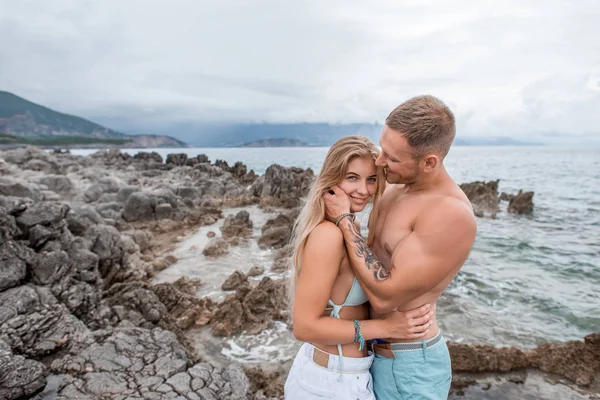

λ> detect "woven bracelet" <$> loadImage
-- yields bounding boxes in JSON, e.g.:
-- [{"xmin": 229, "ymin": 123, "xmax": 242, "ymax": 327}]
[
  {"xmin": 334, "ymin": 213, "xmax": 355, "ymax": 226},
  {"xmin": 353, "ymin": 319, "xmax": 365, "ymax": 351}
]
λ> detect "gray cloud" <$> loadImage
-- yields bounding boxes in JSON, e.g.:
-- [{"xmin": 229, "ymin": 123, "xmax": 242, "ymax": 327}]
[{"xmin": 1, "ymin": 0, "xmax": 599, "ymax": 140}]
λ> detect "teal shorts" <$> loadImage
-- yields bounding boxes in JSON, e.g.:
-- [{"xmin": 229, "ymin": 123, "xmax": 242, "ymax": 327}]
[{"xmin": 370, "ymin": 333, "xmax": 452, "ymax": 400}]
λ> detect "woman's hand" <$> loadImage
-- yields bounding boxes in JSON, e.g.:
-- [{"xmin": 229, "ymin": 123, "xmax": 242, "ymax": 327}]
[{"xmin": 383, "ymin": 303, "xmax": 434, "ymax": 340}]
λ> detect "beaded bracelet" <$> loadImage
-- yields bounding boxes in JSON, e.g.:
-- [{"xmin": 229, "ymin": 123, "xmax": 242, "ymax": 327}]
[
  {"xmin": 334, "ymin": 213, "xmax": 355, "ymax": 226},
  {"xmin": 353, "ymin": 319, "xmax": 365, "ymax": 351}
]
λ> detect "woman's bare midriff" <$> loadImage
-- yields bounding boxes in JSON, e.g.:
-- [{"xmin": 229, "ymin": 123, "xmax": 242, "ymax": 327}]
[{"xmin": 312, "ymin": 304, "xmax": 370, "ymax": 358}]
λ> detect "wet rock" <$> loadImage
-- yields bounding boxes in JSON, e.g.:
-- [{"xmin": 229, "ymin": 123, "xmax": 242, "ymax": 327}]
[
  {"xmin": 207, "ymin": 230, "xmax": 216, "ymax": 238},
  {"xmin": 221, "ymin": 210, "xmax": 253, "ymax": 238},
  {"xmin": 499, "ymin": 192, "xmax": 514, "ymax": 201},
  {"xmin": 248, "ymin": 266, "xmax": 265, "ymax": 277},
  {"xmin": 527, "ymin": 332, "xmax": 600, "ymax": 386},
  {"xmin": 150, "ymin": 281, "xmax": 215, "ymax": 330},
  {"xmin": 152, "ymin": 254, "xmax": 178, "ymax": 271},
  {"xmin": 186, "ymin": 154, "xmax": 209, "ymax": 166},
  {"xmin": 447, "ymin": 332, "xmax": 600, "ymax": 387},
  {"xmin": 171, "ymin": 276, "xmax": 203, "ymax": 295},
  {"xmin": 508, "ymin": 190, "xmax": 534, "ymax": 214},
  {"xmin": 244, "ymin": 366, "xmax": 285, "ymax": 400},
  {"xmin": 212, "ymin": 277, "xmax": 288, "ymax": 337},
  {"xmin": 448, "ymin": 342, "xmax": 529, "ymax": 372},
  {"xmin": 270, "ymin": 258, "xmax": 290, "ymax": 273},
  {"xmin": 258, "ymin": 212, "xmax": 296, "ymax": 249},
  {"xmin": 133, "ymin": 151, "xmax": 163, "ymax": 163},
  {"xmin": 222, "ymin": 271, "xmax": 249, "ymax": 291},
  {"xmin": 459, "ymin": 180, "xmax": 499, "ymax": 217},
  {"xmin": 203, "ymin": 237, "xmax": 229, "ymax": 257},
  {"xmin": 0, "ymin": 338, "xmax": 47, "ymax": 400},
  {"xmin": 166, "ymin": 153, "xmax": 188, "ymax": 166},
  {"xmin": 252, "ymin": 164, "xmax": 314, "ymax": 208}
]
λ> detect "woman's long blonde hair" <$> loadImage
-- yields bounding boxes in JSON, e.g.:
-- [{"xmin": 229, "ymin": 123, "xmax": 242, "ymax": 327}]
[{"xmin": 288, "ymin": 136, "xmax": 386, "ymax": 310}]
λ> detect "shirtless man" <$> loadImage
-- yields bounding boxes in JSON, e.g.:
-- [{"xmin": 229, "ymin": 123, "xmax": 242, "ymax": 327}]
[{"xmin": 324, "ymin": 95, "xmax": 477, "ymax": 400}]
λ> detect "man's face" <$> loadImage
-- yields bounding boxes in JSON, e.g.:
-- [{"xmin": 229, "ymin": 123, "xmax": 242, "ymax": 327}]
[{"xmin": 375, "ymin": 125, "xmax": 421, "ymax": 185}]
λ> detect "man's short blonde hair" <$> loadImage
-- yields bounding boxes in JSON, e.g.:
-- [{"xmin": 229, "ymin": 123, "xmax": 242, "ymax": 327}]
[{"xmin": 385, "ymin": 95, "xmax": 456, "ymax": 158}]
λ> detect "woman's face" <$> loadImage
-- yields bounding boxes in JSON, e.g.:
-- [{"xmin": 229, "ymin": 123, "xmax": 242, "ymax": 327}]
[{"xmin": 338, "ymin": 155, "xmax": 378, "ymax": 213}]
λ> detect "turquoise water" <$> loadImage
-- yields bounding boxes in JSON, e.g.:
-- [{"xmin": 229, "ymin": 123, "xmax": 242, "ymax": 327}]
[{"xmin": 73, "ymin": 146, "xmax": 600, "ymax": 348}]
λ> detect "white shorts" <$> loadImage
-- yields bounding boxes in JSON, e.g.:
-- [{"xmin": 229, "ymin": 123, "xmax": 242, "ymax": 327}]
[{"xmin": 284, "ymin": 343, "xmax": 375, "ymax": 400}]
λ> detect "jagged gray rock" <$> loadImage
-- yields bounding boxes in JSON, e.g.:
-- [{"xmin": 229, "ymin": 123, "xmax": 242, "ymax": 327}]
[
  {"xmin": 251, "ymin": 164, "xmax": 314, "ymax": 208},
  {"xmin": 203, "ymin": 237, "xmax": 229, "ymax": 257},
  {"xmin": 221, "ymin": 210, "xmax": 253, "ymax": 238},
  {"xmin": 50, "ymin": 327, "xmax": 249, "ymax": 400},
  {"xmin": 0, "ymin": 241, "xmax": 30, "ymax": 293},
  {"xmin": 0, "ymin": 338, "xmax": 47, "ymax": 399}
]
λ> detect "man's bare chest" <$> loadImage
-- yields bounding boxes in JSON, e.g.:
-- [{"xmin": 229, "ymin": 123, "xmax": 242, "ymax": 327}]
[{"xmin": 372, "ymin": 195, "xmax": 421, "ymax": 259}]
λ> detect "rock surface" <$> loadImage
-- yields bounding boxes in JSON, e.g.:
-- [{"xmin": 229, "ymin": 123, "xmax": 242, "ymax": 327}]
[
  {"xmin": 212, "ymin": 277, "xmax": 288, "ymax": 337},
  {"xmin": 252, "ymin": 164, "xmax": 314, "ymax": 208},
  {"xmin": 459, "ymin": 180, "xmax": 499, "ymax": 217},
  {"xmin": 0, "ymin": 338, "xmax": 47, "ymax": 400},
  {"xmin": 508, "ymin": 190, "xmax": 534, "ymax": 214}
]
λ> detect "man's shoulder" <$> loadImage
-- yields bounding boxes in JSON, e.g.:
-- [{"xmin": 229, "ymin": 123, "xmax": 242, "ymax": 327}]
[{"xmin": 422, "ymin": 194, "xmax": 477, "ymax": 231}]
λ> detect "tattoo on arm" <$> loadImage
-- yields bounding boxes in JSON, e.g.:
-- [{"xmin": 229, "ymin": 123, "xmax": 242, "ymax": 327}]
[{"xmin": 346, "ymin": 220, "xmax": 391, "ymax": 281}]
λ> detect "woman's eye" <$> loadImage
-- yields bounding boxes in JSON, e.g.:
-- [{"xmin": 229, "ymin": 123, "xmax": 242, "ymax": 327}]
[
  {"xmin": 368, "ymin": 178, "xmax": 377, "ymax": 183},
  {"xmin": 347, "ymin": 176, "xmax": 357, "ymax": 180}
]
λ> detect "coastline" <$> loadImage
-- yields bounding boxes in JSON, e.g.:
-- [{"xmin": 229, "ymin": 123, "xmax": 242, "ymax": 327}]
[{"xmin": 0, "ymin": 147, "xmax": 597, "ymax": 399}]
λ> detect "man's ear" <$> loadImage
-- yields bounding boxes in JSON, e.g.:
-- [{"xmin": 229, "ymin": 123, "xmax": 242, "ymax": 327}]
[{"xmin": 423, "ymin": 154, "xmax": 439, "ymax": 171}]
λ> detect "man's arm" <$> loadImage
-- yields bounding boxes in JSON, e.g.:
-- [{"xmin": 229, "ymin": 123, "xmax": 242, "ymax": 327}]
[{"xmin": 338, "ymin": 199, "xmax": 477, "ymax": 313}]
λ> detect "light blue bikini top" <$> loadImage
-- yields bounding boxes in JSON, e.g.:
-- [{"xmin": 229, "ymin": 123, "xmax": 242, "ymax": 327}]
[
  {"xmin": 324, "ymin": 276, "xmax": 369, "ymax": 380},
  {"xmin": 327, "ymin": 277, "xmax": 369, "ymax": 312}
]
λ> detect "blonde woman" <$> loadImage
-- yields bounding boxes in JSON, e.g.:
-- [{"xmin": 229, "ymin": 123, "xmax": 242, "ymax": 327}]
[{"xmin": 285, "ymin": 136, "xmax": 433, "ymax": 399}]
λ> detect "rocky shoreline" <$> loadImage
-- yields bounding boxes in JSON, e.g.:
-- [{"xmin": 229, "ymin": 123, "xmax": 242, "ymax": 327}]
[{"xmin": 0, "ymin": 147, "xmax": 597, "ymax": 399}]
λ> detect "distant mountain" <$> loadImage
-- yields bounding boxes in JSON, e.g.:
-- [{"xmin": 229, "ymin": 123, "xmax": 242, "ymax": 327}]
[
  {"xmin": 0, "ymin": 91, "xmax": 186, "ymax": 147},
  {"xmin": 131, "ymin": 121, "xmax": 541, "ymax": 147},
  {"xmin": 163, "ymin": 122, "xmax": 383, "ymax": 147},
  {"xmin": 240, "ymin": 137, "xmax": 309, "ymax": 147}
]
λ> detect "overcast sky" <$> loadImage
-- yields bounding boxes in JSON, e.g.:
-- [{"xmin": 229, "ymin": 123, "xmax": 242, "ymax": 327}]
[{"xmin": 1, "ymin": 0, "xmax": 599, "ymax": 141}]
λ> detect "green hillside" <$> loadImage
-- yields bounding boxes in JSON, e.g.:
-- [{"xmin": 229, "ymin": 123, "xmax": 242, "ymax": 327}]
[
  {"xmin": 0, "ymin": 91, "xmax": 123, "ymax": 138},
  {"xmin": 0, "ymin": 131, "xmax": 131, "ymax": 146}
]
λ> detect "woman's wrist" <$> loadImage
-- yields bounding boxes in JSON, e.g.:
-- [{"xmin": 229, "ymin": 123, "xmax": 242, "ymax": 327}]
[{"xmin": 358, "ymin": 319, "xmax": 389, "ymax": 341}]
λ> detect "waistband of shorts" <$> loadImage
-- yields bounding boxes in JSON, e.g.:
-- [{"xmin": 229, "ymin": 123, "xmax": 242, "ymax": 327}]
[
  {"xmin": 371, "ymin": 331, "xmax": 444, "ymax": 353},
  {"xmin": 303, "ymin": 343, "xmax": 373, "ymax": 373}
]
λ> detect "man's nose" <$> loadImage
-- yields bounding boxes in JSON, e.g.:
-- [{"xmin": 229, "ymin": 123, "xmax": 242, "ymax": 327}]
[{"xmin": 375, "ymin": 154, "xmax": 385, "ymax": 167}]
